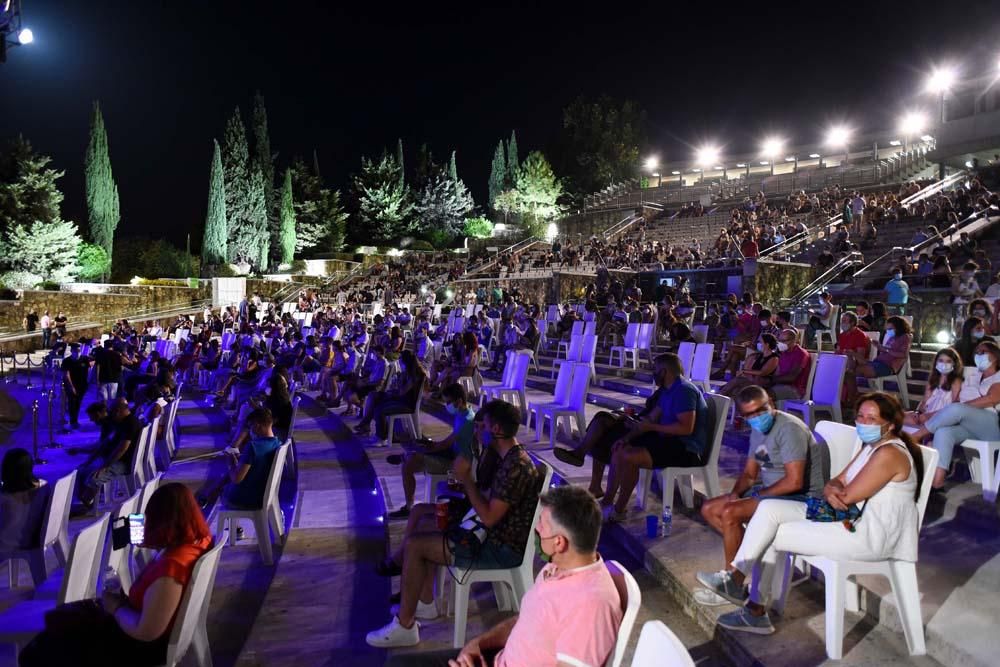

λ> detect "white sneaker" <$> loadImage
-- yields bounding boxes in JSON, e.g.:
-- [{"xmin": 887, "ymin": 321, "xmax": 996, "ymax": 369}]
[
  {"xmin": 365, "ymin": 616, "xmax": 420, "ymax": 648},
  {"xmin": 391, "ymin": 599, "xmax": 438, "ymax": 620}
]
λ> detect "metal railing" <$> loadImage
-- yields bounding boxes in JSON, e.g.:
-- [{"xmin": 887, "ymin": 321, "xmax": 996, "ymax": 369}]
[
  {"xmin": 602, "ymin": 212, "xmax": 643, "ymax": 241},
  {"xmin": 783, "ymin": 251, "xmax": 865, "ymax": 307},
  {"xmin": 464, "ymin": 236, "xmax": 542, "ymax": 277}
]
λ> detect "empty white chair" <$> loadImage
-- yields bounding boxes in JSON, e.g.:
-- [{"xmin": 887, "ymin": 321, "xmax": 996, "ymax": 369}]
[
  {"xmin": 605, "ymin": 560, "xmax": 642, "ymax": 667},
  {"xmin": 108, "ymin": 490, "xmax": 142, "ymax": 593},
  {"xmin": 479, "ymin": 350, "xmax": 516, "ymax": 403},
  {"xmin": 676, "ymin": 341, "xmax": 696, "ymax": 377},
  {"xmin": 959, "ymin": 439, "xmax": 1000, "ymax": 501},
  {"xmin": 636, "ymin": 322, "xmax": 656, "ymax": 366},
  {"xmin": 490, "ymin": 353, "xmax": 532, "ymax": 417},
  {"xmin": 164, "ymin": 392, "xmax": 184, "ymax": 460},
  {"xmin": 551, "ymin": 333, "xmax": 583, "ymax": 378},
  {"xmin": 630, "ymin": 621, "xmax": 694, "ymax": 667},
  {"xmin": 583, "ymin": 320, "xmax": 597, "ymax": 336},
  {"xmin": 0, "ymin": 513, "xmax": 110, "ymax": 653},
  {"xmin": 2, "ymin": 470, "xmax": 75, "ymax": 588},
  {"xmin": 386, "ymin": 391, "xmax": 424, "ymax": 446},
  {"xmin": 558, "ymin": 321, "xmax": 585, "ymax": 358},
  {"xmin": 609, "ymin": 323, "xmax": 641, "ymax": 368},
  {"xmin": 531, "ymin": 363, "xmax": 591, "ymax": 447},
  {"xmin": 771, "ymin": 444, "xmax": 939, "ymax": 660},
  {"xmin": 868, "ymin": 356, "xmax": 912, "ymax": 409},
  {"xmin": 779, "ymin": 353, "xmax": 847, "ymax": 428},
  {"xmin": 636, "ymin": 394, "xmax": 730, "ymax": 511},
  {"xmin": 688, "ymin": 343, "xmax": 714, "ymax": 392},
  {"xmin": 216, "ymin": 442, "xmax": 290, "ymax": 566},
  {"xmin": 161, "ymin": 531, "xmax": 228, "ymax": 667},
  {"xmin": 691, "ymin": 324, "xmax": 709, "ymax": 344},
  {"xmin": 445, "ymin": 462, "xmax": 553, "ymax": 647},
  {"xmin": 144, "ymin": 415, "xmax": 162, "ymax": 484},
  {"xmin": 816, "ymin": 304, "xmax": 839, "ymax": 351}
]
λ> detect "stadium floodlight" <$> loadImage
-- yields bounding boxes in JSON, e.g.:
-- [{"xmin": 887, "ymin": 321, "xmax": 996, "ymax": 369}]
[
  {"xmin": 644, "ymin": 156, "xmax": 659, "ymax": 171},
  {"xmin": 899, "ymin": 111, "xmax": 927, "ymax": 137},
  {"xmin": 808, "ymin": 153, "xmax": 821, "ymax": 158},
  {"xmin": 925, "ymin": 66, "xmax": 957, "ymax": 94},
  {"xmin": 17, "ymin": 28, "xmax": 33, "ymax": 44},
  {"xmin": 761, "ymin": 137, "xmax": 783, "ymax": 175},
  {"xmin": 670, "ymin": 170, "xmax": 680, "ymax": 175},
  {"xmin": 825, "ymin": 126, "xmax": 851, "ymax": 148},
  {"xmin": 695, "ymin": 145, "xmax": 720, "ymax": 169}
]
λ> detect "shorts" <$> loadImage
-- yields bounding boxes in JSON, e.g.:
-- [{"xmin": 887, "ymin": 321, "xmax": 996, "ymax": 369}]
[
  {"xmin": 423, "ymin": 451, "xmax": 455, "ymax": 475},
  {"xmin": 870, "ymin": 360, "xmax": 895, "ymax": 377},
  {"xmin": 449, "ymin": 538, "xmax": 522, "ymax": 570},
  {"xmin": 632, "ymin": 432, "xmax": 705, "ymax": 469},
  {"xmin": 740, "ymin": 484, "xmax": 810, "ymax": 503}
]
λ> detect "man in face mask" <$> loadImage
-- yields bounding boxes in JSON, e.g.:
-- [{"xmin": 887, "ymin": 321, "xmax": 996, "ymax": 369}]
[
  {"xmin": 696, "ymin": 385, "xmax": 829, "ymax": 606},
  {"xmin": 884, "ymin": 268, "xmax": 910, "ymax": 314},
  {"xmin": 770, "ymin": 329, "xmax": 811, "ymax": 401}
]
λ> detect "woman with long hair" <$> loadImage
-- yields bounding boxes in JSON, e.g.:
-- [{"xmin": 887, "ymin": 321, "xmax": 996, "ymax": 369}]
[
  {"xmin": 0, "ymin": 448, "xmax": 48, "ymax": 551},
  {"xmin": 905, "ymin": 347, "xmax": 963, "ymax": 430},
  {"xmin": 20, "ymin": 483, "xmax": 213, "ymax": 666},
  {"xmin": 711, "ymin": 392, "xmax": 924, "ymax": 635}
]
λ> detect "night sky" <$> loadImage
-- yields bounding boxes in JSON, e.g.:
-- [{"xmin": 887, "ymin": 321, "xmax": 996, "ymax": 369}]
[{"xmin": 2, "ymin": 1, "xmax": 999, "ymax": 248}]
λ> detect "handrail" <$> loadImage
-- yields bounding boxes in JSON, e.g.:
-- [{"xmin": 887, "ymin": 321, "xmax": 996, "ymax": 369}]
[
  {"xmin": 465, "ymin": 236, "xmax": 541, "ymax": 276},
  {"xmin": 784, "ymin": 251, "xmax": 864, "ymax": 306},
  {"xmin": 602, "ymin": 212, "xmax": 642, "ymax": 241}
]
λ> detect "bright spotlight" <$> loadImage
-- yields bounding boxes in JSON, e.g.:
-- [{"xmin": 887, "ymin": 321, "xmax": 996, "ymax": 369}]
[
  {"xmin": 17, "ymin": 28, "xmax": 33, "ymax": 45},
  {"xmin": 920, "ymin": 134, "xmax": 934, "ymax": 142},
  {"xmin": 899, "ymin": 111, "xmax": 928, "ymax": 136},
  {"xmin": 644, "ymin": 156, "xmax": 659, "ymax": 171},
  {"xmin": 826, "ymin": 126, "xmax": 851, "ymax": 148},
  {"xmin": 925, "ymin": 66, "xmax": 957, "ymax": 94},
  {"xmin": 761, "ymin": 137, "xmax": 784, "ymax": 158},
  {"xmin": 935, "ymin": 330, "xmax": 951, "ymax": 344},
  {"xmin": 445, "ymin": 289, "xmax": 454, "ymax": 299},
  {"xmin": 695, "ymin": 145, "xmax": 720, "ymax": 167},
  {"xmin": 545, "ymin": 222, "xmax": 558, "ymax": 242},
  {"xmin": 808, "ymin": 153, "xmax": 821, "ymax": 158},
  {"xmin": 670, "ymin": 170, "xmax": 680, "ymax": 175}
]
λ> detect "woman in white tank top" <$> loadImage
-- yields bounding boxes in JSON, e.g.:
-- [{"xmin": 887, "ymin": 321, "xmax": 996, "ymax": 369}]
[
  {"xmin": 910, "ymin": 340, "xmax": 1000, "ymax": 488},
  {"xmin": 717, "ymin": 392, "xmax": 922, "ymax": 636}
]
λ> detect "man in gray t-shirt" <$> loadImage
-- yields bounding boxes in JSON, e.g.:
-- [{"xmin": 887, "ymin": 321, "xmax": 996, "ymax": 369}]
[{"xmin": 695, "ymin": 385, "xmax": 830, "ymax": 606}]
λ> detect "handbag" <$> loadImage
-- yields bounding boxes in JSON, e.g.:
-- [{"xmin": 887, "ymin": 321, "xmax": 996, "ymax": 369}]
[
  {"xmin": 805, "ymin": 497, "xmax": 866, "ymax": 532},
  {"xmin": 43, "ymin": 599, "xmax": 111, "ymax": 635}
]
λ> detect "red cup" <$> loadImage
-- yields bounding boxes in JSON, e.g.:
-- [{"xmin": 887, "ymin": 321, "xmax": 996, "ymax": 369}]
[
  {"xmin": 435, "ymin": 498, "xmax": 450, "ymax": 530},
  {"xmin": 624, "ymin": 406, "xmax": 637, "ymax": 417}
]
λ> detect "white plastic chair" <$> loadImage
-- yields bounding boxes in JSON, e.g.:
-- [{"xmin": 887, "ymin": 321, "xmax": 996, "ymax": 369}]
[
  {"xmin": 630, "ymin": 621, "xmax": 694, "ymax": 667},
  {"xmin": 609, "ymin": 323, "xmax": 641, "ymax": 368},
  {"xmin": 605, "ymin": 560, "xmax": 642, "ymax": 667},
  {"xmin": 479, "ymin": 350, "xmax": 516, "ymax": 403},
  {"xmin": 779, "ymin": 353, "xmax": 847, "ymax": 428},
  {"xmin": 868, "ymin": 357, "xmax": 911, "ymax": 409},
  {"xmin": 636, "ymin": 393, "xmax": 730, "ymax": 511},
  {"xmin": 529, "ymin": 363, "xmax": 589, "ymax": 445},
  {"xmin": 216, "ymin": 441, "xmax": 290, "ymax": 566},
  {"xmin": 552, "ymin": 334, "xmax": 583, "ymax": 378},
  {"xmin": 771, "ymin": 444, "xmax": 940, "ymax": 660},
  {"xmin": 959, "ymin": 439, "xmax": 1000, "ymax": 501},
  {"xmin": 2, "ymin": 470, "xmax": 75, "ymax": 588},
  {"xmin": 159, "ymin": 532, "xmax": 228, "ymax": 667},
  {"xmin": 0, "ymin": 513, "xmax": 110, "ymax": 653},
  {"xmin": 636, "ymin": 322, "xmax": 656, "ymax": 366},
  {"xmin": 144, "ymin": 415, "xmax": 162, "ymax": 484},
  {"xmin": 386, "ymin": 391, "xmax": 424, "ymax": 445},
  {"xmin": 108, "ymin": 490, "xmax": 142, "ymax": 593},
  {"xmin": 583, "ymin": 320, "xmax": 597, "ymax": 336},
  {"xmin": 164, "ymin": 391, "xmax": 184, "ymax": 460},
  {"xmin": 688, "ymin": 343, "xmax": 715, "ymax": 392},
  {"xmin": 816, "ymin": 304, "xmax": 839, "ymax": 351},
  {"xmin": 558, "ymin": 321, "xmax": 584, "ymax": 358},
  {"xmin": 676, "ymin": 341, "xmax": 696, "ymax": 377},
  {"xmin": 103, "ymin": 423, "xmax": 154, "ymax": 504},
  {"xmin": 814, "ymin": 421, "xmax": 862, "ymax": 475},
  {"xmin": 691, "ymin": 324, "xmax": 709, "ymax": 344},
  {"xmin": 490, "ymin": 353, "xmax": 532, "ymax": 417},
  {"xmin": 444, "ymin": 462, "xmax": 553, "ymax": 647}
]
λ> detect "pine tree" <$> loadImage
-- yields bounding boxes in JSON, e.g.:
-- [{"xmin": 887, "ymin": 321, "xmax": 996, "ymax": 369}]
[
  {"xmin": 201, "ymin": 139, "xmax": 228, "ymax": 268},
  {"xmin": 222, "ymin": 107, "xmax": 253, "ymax": 264},
  {"xmin": 278, "ymin": 168, "xmax": 296, "ymax": 265},
  {"xmin": 84, "ymin": 101, "xmax": 120, "ymax": 278},
  {"xmin": 352, "ymin": 152, "xmax": 413, "ymax": 243},
  {"xmin": 252, "ymin": 92, "xmax": 279, "ymax": 262},
  {"xmin": 506, "ymin": 130, "xmax": 519, "ymax": 185},
  {"xmin": 448, "ymin": 151, "xmax": 458, "ymax": 182},
  {"xmin": 415, "ymin": 168, "xmax": 474, "ymax": 238},
  {"xmin": 488, "ymin": 141, "xmax": 506, "ymax": 210},
  {"xmin": 514, "ymin": 151, "xmax": 563, "ymax": 235}
]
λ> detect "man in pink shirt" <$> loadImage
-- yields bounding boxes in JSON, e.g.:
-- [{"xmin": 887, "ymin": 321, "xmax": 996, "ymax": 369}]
[
  {"xmin": 385, "ymin": 485, "xmax": 624, "ymax": 667},
  {"xmin": 770, "ymin": 328, "xmax": 811, "ymax": 401}
]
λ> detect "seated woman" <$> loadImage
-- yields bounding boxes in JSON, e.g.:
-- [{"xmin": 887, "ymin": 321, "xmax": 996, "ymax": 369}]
[
  {"xmin": 20, "ymin": 483, "xmax": 213, "ymax": 666},
  {"xmin": 909, "ymin": 340, "xmax": 1000, "ymax": 488},
  {"xmin": 0, "ymin": 448, "xmax": 49, "ymax": 553},
  {"xmin": 434, "ymin": 332, "xmax": 479, "ymax": 393},
  {"xmin": 719, "ymin": 333, "xmax": 780, "ymax": 399},
  {"xmin": 904, "ymin": 347, "xmax": 962, "ymax": 429},
  {"xmin": 355, "ymin": 350, "xmax": 426, "ymax": 442},
  {"xmin": 714, "ymin": 392, "xmax": 922, "ymax": 635},
  {"xmin": 850, "ymin": 316, "xmax": 913, "ymax": 403},
  {"xmin": 953, "ymin": 316, "xmax": 993, "ymax": 367}
]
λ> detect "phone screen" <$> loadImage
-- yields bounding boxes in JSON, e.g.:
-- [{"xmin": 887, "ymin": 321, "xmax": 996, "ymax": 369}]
[{"xmin": 128, "ymin": 513, "xmax": 145, "ymax": 546}]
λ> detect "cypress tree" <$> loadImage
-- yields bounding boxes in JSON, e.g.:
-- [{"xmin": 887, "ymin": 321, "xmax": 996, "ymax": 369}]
[
  {"xmin": 84, "ymin": 101, "xmax": 120, "ymax": 278},
  {"xmin": 312, "ymin": 148, "xmax": 322, "ymax": 181},
  {"xmin": 201, "ymin": 140, "xmax": 228, "ymax": 268},
  {"xmin": 248, "ymin": 163, "xmax": 269, "ymax": 272},
  {"xmin": 395, "ymin": 138, "xmax": 405, "ymax": 188},
  {"xmin": 506, "ymin": 130, "xmax": 519, "ymax": 185},
  {"xmin": 222, "ymin": 107, "xmax": 251, "ymax": 264},
  {"xmin": 278, "ymin": 167, "xmax": 296, "ymax": 265},
  {"xmin": 252, "ymin": 91, "xmax": 279, "ymax": 262},
  {"xmin": 448, "ymin": 151, "xmax": 458, "ymax": 182},
  {"xmin": 488, "ymin": 141, "xmax": 505, "ymax": 210}
]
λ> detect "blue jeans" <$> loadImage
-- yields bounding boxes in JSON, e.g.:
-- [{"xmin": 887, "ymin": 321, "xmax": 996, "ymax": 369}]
[{"xmin": 925, "ymin": 403, "xmax": 1000, "ymax": 470}]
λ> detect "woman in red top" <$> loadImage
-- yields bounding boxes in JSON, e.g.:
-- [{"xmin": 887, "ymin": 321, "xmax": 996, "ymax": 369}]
[{"xmin": 20, "ymin": 483, "xmax": 213, "ymax": 667}]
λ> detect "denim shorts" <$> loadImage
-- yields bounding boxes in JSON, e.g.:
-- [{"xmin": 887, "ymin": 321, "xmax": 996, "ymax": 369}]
[{"xmin": 870, "ymin": 360, "xmax": 895, "ymax": 377}]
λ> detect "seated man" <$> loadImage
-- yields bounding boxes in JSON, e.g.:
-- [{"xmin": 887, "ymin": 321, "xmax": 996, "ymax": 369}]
[
  {"xmin": 199, "ymin": 407, "xmax": 282, "ymax": 509},
  {"xmin": 367, "ymin": 400, "xmax": 540, "ymax": 648},
  {"xmin": 384, "ymin": 485, "xmax": 623, "ymax": 667},
  {"xmin": 697, "ymin": 385, "xmax": 829, "ymax": 604},
  {"xmin": 74, "ymin": 398, "xmax": 143, "ymax": 513},
  {"xmin": 388, "ymin": 383, "xmax": 476, "ymax": 519},
  {"xmin": 602, "ymin": 353, "xmax": 709, "ymax": 521},
  {"xmin": 769, "ymin": 328, "xmax": 811, "ymax": 401}
]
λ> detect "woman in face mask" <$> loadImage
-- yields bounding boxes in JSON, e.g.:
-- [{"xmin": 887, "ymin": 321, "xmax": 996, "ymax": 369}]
[
  {"xmin": 717, "ymin": 392, "xmax": 923, "ymax": 635},
  {"xmin": 718, "ymin": 333, "xmax": 780, "ymax": 399},
  {"xmin": 910, "ymin": 341, "xmax": 1000, "ymax": 488},
  {"xmin": 953, "ymin": 316, "xmax": 994, "ymax": 367},
  {"xmin": 850, "ymin": 316, "xmax": 913, "ymax": 403},
  {"xmin": 904, "ymin": 348, "xmax": 963, "ymax": 430}
]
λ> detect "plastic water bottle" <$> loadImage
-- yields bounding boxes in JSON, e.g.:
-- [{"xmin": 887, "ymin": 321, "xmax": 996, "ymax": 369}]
[{"xmin": 661, "ymin": 507, "xmax": 672, "ymax": 537}]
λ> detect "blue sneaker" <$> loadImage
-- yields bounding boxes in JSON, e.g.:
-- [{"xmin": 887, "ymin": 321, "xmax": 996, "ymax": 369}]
[
  {"xmin": 696, "ymin": 569, "xmax": 748, "ymax": 606},
  {"xmin": 718, "ymin": 606, "xmax": 774, "ymax": 635}
]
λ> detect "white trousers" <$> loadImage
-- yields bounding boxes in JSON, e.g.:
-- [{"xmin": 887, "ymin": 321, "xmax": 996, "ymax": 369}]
[{"xmin": 732, "ymin": 499, "xmax": 883, "ymax": 606}]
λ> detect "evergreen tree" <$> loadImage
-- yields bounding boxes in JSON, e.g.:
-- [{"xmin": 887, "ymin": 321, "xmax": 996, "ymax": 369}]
[
  {"xmin": 252, "ymin": 91, "xmax": 279, "ymax": 262},
  {"xmin": 514, "ymin": 151, "xmax": 563, "ymax": 234},
  {"xmin": 488, "ymin": 141, "xmax": 506, "ymax": 210},
  {"xmin": 415, "ymin": 168, "xmax": 474, "ymax": 238},
  {"xmin": 312, "ymin": 149, "xmax": 322, "ymax": 181},
  {"xmin": 414, "ymin": 143, "xmax": 435, "ymax": 189},
  {"xmin": 222, "ymin": 107, "xmax": 260, "ymax": 266},
  {"xmin": 395, "ymin": 138, "xmax": 405, "ymax": 188},
  {"xmin": 448, "ymin": 151, "xmax": 458, "ymax": 182},
  {"xmin": 248, "ymin": 163, "xmax": 270, "ymax": 272},
  {"xmin": 290, "ymin": 157, "xmax": 346, "ymax": 254},
  {"xmin": 352, "ymin": 152, "xmax": 413, "ymax": 243},
  {"xmin": 0, "ymin": 137, "xmax": 84, "ymax": 283},
  {"xmin": 84, "ymin": 101, "xmax": 120, "ymax": 278},
  {"xmin": 201, "ymin": 139, "xmax": 228, "ymax": 268},
  {"xmin": 506, "ymin": 130, "xmax": 519, "ymax": 184},
  {"xmin": 278, "ymin": 168, "xmax": 296, "ymax": 265}
]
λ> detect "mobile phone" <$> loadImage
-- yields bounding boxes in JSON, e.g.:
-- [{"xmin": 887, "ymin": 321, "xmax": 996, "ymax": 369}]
[{"xmin": 128, "ymin": 513, "xmax": 145, "ymax": 546}]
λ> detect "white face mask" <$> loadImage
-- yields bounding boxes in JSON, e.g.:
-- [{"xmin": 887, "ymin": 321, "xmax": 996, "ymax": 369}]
[
  {"xmin": 975, "ymin": 353, "xmax": 992, "ymax": 372},
  {"xmin": 935, "ymin": 361, "xmax": 954, "ymax": 375},
  {"xmin": 777, "ymin": 342, "xmax": 789, "ymax": 352}
]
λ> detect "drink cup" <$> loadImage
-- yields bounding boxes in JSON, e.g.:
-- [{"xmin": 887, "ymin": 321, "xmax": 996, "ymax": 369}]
[
  {"xmin": 645, "ymin": 514, "xmax": 658, "ymax": 538},
  {"xmin": 435, "ymin": 498, "xmax": 450, "ymax": 531}
]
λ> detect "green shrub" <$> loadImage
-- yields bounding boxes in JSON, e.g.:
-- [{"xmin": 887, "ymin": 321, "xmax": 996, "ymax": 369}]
[
  {"xmin": 426, "ymin": 228, "xmax": 455, "ymax": 249},
  {"xmin": 463, "ymin": 217, "xmax": 494, "ymax": 238},
  {"xmin": 0, "ymin": 271, "xmax": 43, "ymax": 290},
  {"xmin": 407, "ymin": 240, "xmax": 434, "ymax": 251},
  {"xmin": 39, "ymin": 280, "xmax": 61, "ymax": 291},
  {"xmin": 76, "ymin": 243, "xmax": 111, "ymax": 282}
]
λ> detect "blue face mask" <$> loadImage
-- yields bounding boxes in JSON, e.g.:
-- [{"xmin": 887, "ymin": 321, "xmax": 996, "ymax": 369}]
[
  {"xmin": 856, "ymin": 422, "xmax": 884, "ymax": 444},
  {"xmin": 445, "ymin": 403, "xmax": 458, "ymax": 415},
  {"xmin": 747, "ymin": 411, "xmax": 775, "ymax": 434}
]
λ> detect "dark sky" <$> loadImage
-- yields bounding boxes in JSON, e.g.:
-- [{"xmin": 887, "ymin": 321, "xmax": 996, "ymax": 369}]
[{"xmin": 2, "ymin": 1, "xmax": 999, "ymax": 249}]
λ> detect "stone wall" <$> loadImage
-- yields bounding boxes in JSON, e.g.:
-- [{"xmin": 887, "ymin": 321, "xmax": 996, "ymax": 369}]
[{"xmin": 744, "ymin": 259, "xmax": 816, "ymax": 307}]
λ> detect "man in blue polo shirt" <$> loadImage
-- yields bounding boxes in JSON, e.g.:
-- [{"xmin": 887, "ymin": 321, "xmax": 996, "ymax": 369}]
[
  {"xmin": 222, "ymin": 407, "xmax": 282, "ymax": 509},
  {"xmin": 601, "ymin": 352, "xmax": 708, "ymax": 521}
]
